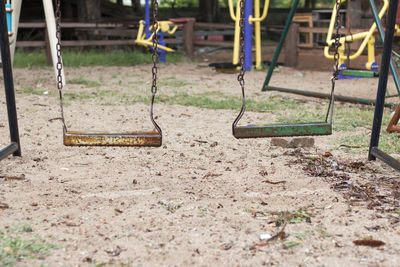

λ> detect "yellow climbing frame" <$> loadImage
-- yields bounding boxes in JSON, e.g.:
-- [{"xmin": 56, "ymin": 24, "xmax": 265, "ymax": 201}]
[
  {"xmin": 135, "ymin": 20, "xmax": 178, "ymax": 52},
  {"xmin": 324, "ymin": 0, "xmax": 393, "ymax": 70},
  {"xmin": 228, "ymin": 0, "xmax": 270, "ymax": 70}
]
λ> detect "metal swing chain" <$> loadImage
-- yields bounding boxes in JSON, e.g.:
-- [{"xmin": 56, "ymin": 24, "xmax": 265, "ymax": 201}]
[
  {"xmin": 327, "ymin": 0, "xmax": 342, "ymax": 122},
  {"xmin": 150, "ymin": 0, "xmax": 162, "ymax": 134},
  {"xmin": 237, "ymin": 0, "xmax": 245, "ymax": 90},
  {"xmin": 55, "ymin": 0, "xmax": 67, "ymax": 132},
  {"xmin": 232, "ymin": 0, "xmax": 246, "ymax": 131}
]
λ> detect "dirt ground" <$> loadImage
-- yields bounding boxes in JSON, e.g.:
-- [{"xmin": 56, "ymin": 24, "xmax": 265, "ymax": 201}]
[{"xmin": 0, "ymin": 62, "xmax": 400, "ymax": 266}]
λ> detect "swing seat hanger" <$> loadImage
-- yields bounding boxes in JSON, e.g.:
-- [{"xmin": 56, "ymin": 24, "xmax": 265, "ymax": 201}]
[{"xmin": 63, "ymin": 129, "xmax": 162, "ymax": 147}]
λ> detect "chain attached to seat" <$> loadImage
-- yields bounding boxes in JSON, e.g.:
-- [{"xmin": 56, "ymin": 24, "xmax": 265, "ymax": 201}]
[
  {"xmin": 232, "ymin": 0, "xmax": 342, "ymax": 139},
  {"xmin": 54, "ymin": 0, "xmax": 162, "ymax": 147}
]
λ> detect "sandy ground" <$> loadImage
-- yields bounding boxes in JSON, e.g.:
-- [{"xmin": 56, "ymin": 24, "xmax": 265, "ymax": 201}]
[{"xmin": 0, "ymin": 63, "xmax": 399, "ymax": 266}]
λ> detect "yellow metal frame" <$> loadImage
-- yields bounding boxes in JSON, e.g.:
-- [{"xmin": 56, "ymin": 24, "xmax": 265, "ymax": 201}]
[
  {"xmin": 324, "ymin": 0, "xmax": 389, "ymax": 70},
  {"xmin": 135, "ymin": 20, "xmax": 178, "ymax": 52},
  {"xmin": 228, "ymin": 0, "xmax": 270, "ymax": 70}
]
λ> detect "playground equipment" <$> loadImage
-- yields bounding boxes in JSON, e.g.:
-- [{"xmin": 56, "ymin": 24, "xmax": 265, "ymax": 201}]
[
  {"xmin": 135, "ymin": 0, "xmax": 178, "ymax": 63},
  {"xmin": 54, "ymin": 0, "xmax": 162, "ymax": 147},
  {"xmin": 0, "ymin": 0, "xmax": 21, "ymax": 160},
  {"xmin": 229, "ymin": 0, "xmax": 269, "ymax": 71},
  {"xmin": 324, "ymin": 0, "xmax": 391, "ymax": 79},
  {"xmin": 6, "ymin": 1, "xmax": 12, "ymax": 36},
  {"xmin": 262, "ymin": 0, "xmax": 400, "ymax": 106},
  {"xmin": 369, "ymin": 0, "xmax": 400, "ymax": 171},
  {"xmin": 211, "ymin": 0, "xmax": 269, "ymax": 72},
  {"xmin": 232, "ymin": 0, "xmax": 340, "ymax": 139},
  {"xmin": 1, "ymin": 0, "xmax": 20, "ymax": 62},
  {"xmin": 0, "ymin": 0, "xmax": 65, "ymax": 83}
]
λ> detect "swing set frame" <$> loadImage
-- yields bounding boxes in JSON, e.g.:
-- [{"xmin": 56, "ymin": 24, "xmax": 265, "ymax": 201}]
[
  {"xmin": 262, "ymin": 0, "xmax": 400, "ymax": 107},
  {"xmin": 0, "ymin": 0, "xmax": 21, "ymax": 160}
]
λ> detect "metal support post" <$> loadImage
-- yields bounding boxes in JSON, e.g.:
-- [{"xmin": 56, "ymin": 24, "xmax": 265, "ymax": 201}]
[
  {"xmin": 368, "ymin": 0, "xmax": 398, "ymax": 170},
  {"xmin": 0, "ymin": 0, "xmax": 21, "ymax": 158},
  {"xmin": 262, "ymin": 0, "xmax": 300, "ymax": 90},
  {"xmin": 369, "ymin": 0, "xmax": 400, "ymax": 96}
]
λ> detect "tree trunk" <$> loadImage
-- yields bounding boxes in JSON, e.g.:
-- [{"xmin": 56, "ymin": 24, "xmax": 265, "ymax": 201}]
[
  {"xmin": 131, "ymin": 0, "xmax": 143, "ymax": 16},
  {"xmin": 304, "ymin": 0, "xmax": 316, "ymax": 9},
  {"xmin": 199, "ymin": 0, "xmax": 218, "ymax": 22},
  {"xmin": 77, "ymin": 0, "xmax": 101, "ymax": 22}
]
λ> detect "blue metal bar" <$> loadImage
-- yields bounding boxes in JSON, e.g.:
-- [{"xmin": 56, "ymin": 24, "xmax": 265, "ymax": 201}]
[
  {"xmin": 145, "ymin": 0, "xmax": 150, "ymax": 37},
  {"xmin": 5, "ymin": 3, "xmax": 11, "ymax": 33},
  {"xmin": 244, "ymin": 0, "xmax": 253, "ymax": 71}
]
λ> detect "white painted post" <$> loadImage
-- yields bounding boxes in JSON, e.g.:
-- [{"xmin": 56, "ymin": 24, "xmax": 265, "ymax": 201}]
[
  {"xmin": 1, "ymin": 0, "xmax": 21, "ymax": 64},
  {"xmin": 43, "ymin": 0, "xmax": 65, "ymax": 85}
]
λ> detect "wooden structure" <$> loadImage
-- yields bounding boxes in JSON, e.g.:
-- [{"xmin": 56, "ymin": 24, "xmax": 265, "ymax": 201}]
[
  {"xmin": 293, "ymin": 13, "xmax": 313, "ymax": 48},
  {"xmin": 387, "ymin": 105, "xmax": 400, "ymax": 133}
]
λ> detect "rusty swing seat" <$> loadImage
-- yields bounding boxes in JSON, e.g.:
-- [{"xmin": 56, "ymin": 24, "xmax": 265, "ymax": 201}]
[
  {"xmin": 60, "ymin": 97, "xmax": 162, "ymax": 147},
  {"xmin": 54, "ymin": 0, "xmax": 163, "ymax": 148},
  {"xmin": 63, "ymin": 130, "xmax": 162, "ymax": 147}
]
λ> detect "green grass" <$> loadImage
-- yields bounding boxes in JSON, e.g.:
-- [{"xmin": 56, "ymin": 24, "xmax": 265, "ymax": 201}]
[
  {"xmin": 0, "ymin": 223, "xmax": 59, "ymax": 266},
  {"xmin": 21, "ymin": 87, "xmax": 47, "ymax": 96},
  {"xmin": 339, "ymin": 132, "xmax": 400, "ymax": 154},
  {"xmin": 159, "ymin": 76, "xmax": 193, "ymax": 88},
  {"xmin": 69, "ymin": 77, "xmax": 101, "ymax": 87},
  {"xmin": 14, "ymin": 48, "xmax": 188, "ymax": 68},
  {"xmin": 155, "ymin": 92, "xmax": 298, "ymax": 112}
]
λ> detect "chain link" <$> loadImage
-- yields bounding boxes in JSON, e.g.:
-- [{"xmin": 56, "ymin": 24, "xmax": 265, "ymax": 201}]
[
  {"xmin": 232, "ymin": 0, "xmax": 246, "ymax": 133},
  {"xmin": 332, "ymin": 0, "xmax": 341, "ymax": 82},
  {"xmin": 326, "ymin": 0, "xmax": 342, "ymax": 122},
  {"xmin": 237, "ymin": 0, "xmax": 245, "ymax": 89},
  {"xmin": 55, "ymin": 0, "xmax": 67, "ymax": 131},
  {"xmin": 151, "ymin": 0, "xmax": 159, "ymax": 95},
  {"xmin": 149, "ymin": 0, "xmax": 162, "ymax": 135}
]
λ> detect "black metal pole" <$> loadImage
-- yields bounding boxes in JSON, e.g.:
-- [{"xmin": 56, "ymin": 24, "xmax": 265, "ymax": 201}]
[
  {"xmin": 369, "ymin": 0, "xmax": 400, "ymax": 96},
  {"xmin": 368, "ymin": 0, "xmax": 398, "ymax": 160},
  {"xmin": 0, "ymin": 0, "xmax": 21, "ymax": 156}
]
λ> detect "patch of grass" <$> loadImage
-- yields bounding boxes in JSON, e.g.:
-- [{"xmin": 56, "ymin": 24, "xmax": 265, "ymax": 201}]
[
  {"xmin": 283, "ymin": 241, "xmax": 300, "ymax": 249},
  {"xmin": 69, "ymin": 77, "xmax": 101, "ymax": 87},
  {"xmin": 159, "ymin": 76, "xmax": 192, "ymax": 88},
  {"xmin": 14, "ymin": 48, "xmax": 189, "ymax": 68},
  {"xmin": 339, "ymin": 133, "xmax": 400, "ymax": 154},
  {"xmin": 0, "ymin": 223, "xmax": 59, "ymax": 266},
  {"xmin": 315, "ymin": 226, "xmax": 331, "ymax": 238},
  {"xmin": 13, "ymin": 51, "xmax": 47, "ymax": 67},
  {"xmin": 63, "ymin": 92, "xmax": 95, "ymax": 102},
  {"xmin": 289, "ymin": 210, "xmax": 310, "ymax": 224},
  {"xmin": 21, "ymin": 87, "xmax": 46, "ymax": 96},
  {"xmin": 156, "ymin": 92, "xmax": 298, "ymax": 113},
  {"xmin": 10, "ymin": 223, "xmax": 33, "ymax": 233},
  {"xmin": 198, "ymin": 207, "xmax": 208, "ymax": 216},
  {"xmin": 158, "ymin": 200, "xmax": 183, "ymax": 212},
  {"xmin": 291, "ymin": 231, "xmax": 309, "ymax": 240},
  {"xmin": 334, "ymin": 105, "xmax": 382, "ymax": 131}
]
